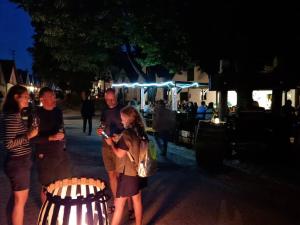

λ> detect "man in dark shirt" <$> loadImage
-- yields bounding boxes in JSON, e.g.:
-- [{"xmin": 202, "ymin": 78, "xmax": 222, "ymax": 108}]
[
  {"xmin": 31, "ymin": 87, "xmax": 72, "ymax": 203},
  {"xmin": 97, "ymin": 88, "xmax": 124, "ymax": 201},
  {"xmin": 153, "ymin": 100, "xmax": 176, "ymax": 157}
]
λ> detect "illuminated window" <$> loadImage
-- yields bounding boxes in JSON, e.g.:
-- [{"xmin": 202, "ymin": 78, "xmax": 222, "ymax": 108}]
[
  {"xmin": 252, "ymin": 90, "xmax": 272, "ymax": 109},
  {"xmin": 227, "ymin": 91, "xmax": 237, "ymax": 107}
]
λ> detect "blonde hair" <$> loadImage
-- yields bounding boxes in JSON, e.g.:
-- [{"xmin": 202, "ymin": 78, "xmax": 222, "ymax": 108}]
[{"xmin": 121, "ymin": 106, "xmax": 147, "ymax": 139}]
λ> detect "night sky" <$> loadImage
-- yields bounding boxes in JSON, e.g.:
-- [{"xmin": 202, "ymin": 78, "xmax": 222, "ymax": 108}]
[{"xmin": 0, "ymin": 0, "xmax": 34, "ymax": 72}]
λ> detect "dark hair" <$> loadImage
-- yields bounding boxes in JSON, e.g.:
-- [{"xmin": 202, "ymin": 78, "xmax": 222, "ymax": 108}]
[
  {"xmin": 208, "ymin": 102, "xmax": 214, "ymax": 108},
  {"xmin": 39, "ymin": 87, "xmax": 53, "ymax": 98},
  {"xmin": 286, "ymin": 100, "xmax": 292, "ymax": 106},
  {"xmin": 158, "ymin": 99, "xmax": 165, "ymax": 107},
  {"xmin": 105, "ymin": 88, "xmax": 115, "ymax": 95},
  {"xmin": 2, "ymin": 85, "xmax": 28, "ymax": 113}
]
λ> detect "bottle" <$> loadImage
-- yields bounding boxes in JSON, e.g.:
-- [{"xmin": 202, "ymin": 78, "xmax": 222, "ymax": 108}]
[{"xmin": 98, "ymin": 122, "xmax": 109, "ymax": 138}]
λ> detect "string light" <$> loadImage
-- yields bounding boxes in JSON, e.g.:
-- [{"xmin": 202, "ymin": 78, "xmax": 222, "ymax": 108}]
[
  {"xmin": 176, "ymin": 82, "xmax": 200, "ymax": 89},
  {"xmin": 112, "ymin": 81, "xmax": 207, "ymax": 89}
]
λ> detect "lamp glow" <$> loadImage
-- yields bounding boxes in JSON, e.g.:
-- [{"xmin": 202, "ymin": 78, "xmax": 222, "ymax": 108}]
[
  {"xmin": 214, "ymin": 118, "xmax": 220, "ymax": 124},
  {"xmin": 28, "ymin": 85, "xmax": 34, "ymax": 92}
]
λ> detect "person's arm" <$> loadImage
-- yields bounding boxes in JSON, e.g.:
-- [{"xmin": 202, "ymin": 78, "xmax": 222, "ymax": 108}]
[
  {"xmin": 91, "ymin": 100, "xmax": 95, "ymax": 116},
  {"xmin": 30, "ymin": 108, "xmax": 65, "ymax": 144},
  {"xmin": 30, "ymin": 135, "xmax": 50, "ymax": 144},
  {"xmin": 152, "ymin": 109, "xmax": 158, "ymax": 130},
  {"xmin": 3, "ymin": 115, "xmax": 37, "ymax": 150},
  {"xmin": 111, "ymin": 144, "xmax": 127, "ymax": 158},
  {"xmin": 30, "ymin": 133, "xmax": 64, "ymax": 144},
  {"xmin": 105, "ymin": 137, "xmax": 128, "ymax": 158}
]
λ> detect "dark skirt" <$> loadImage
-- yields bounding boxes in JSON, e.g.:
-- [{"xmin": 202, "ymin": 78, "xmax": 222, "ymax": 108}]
[
  {"xmin": 116, "ymin": 174, "xmax": 147, "ymax": 198},
  {"xmin": 4, "ymin": 154, "xmax": 32, "ymax": 191}
]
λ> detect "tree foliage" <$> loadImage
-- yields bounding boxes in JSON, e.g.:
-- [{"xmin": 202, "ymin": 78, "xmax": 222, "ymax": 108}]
[
  {"xmin": 10, "ymin": 0, "xmax": 300, "ymax": 90},
  {"xmin": 11, "ymin": 0, "xmax": 192, "ymax": 88}
]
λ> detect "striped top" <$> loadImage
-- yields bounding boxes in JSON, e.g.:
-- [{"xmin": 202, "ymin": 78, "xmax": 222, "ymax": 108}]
[{"xmin": 0, "ymin": 113, "xmax": 31, "ymax": 157}]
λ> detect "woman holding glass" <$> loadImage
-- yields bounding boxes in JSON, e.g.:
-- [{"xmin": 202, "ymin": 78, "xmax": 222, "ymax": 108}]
[
  {"xmin": 0, "ymin": 85, "xmax": 38, "ymax": 225},
  {"xmin": 104, "ymin": 106, "xmax": 147, "ymax": 225}
]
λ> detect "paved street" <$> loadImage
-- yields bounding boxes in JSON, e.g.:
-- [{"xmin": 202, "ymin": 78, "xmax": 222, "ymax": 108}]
[{"xmin": 0, "ymin": 110, "xmax": 300, "ymax": 225}]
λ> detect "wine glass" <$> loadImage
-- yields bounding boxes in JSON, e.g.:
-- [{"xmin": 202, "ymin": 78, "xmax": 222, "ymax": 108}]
[
  {"xmin": 31, "ymin": 115, "xmax": 40, "ymax": 129},
  {"xmin": 58, "ymin": 124, "xmax": 64, "ymax": 133}
]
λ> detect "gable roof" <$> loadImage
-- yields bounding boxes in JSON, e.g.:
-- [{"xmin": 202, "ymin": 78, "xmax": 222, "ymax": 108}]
[
  {"xmin": 17, "ymin": 69, "xmax": 28, "ymax": 84},
  {"xmin": 0, "ymin": 60, "xmax": 17, "ymax": 83},
  {"xmin": 0, "ymin": 64, "xmax": 6, "ymax": 85}
]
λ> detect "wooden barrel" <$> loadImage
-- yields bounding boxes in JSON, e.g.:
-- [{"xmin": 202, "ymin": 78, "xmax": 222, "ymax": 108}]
[{"xmin": 194, "ymin": 121, "xmax": 227, "ymax": 171}]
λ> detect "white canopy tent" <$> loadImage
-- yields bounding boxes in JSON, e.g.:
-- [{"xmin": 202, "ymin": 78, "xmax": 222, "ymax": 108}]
[{"xmin": 112, "ymin": 81, "xmax": 208, "ymax": 111}]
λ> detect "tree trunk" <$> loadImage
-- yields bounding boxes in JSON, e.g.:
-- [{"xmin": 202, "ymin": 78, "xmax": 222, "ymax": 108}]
[
  {"xmin": 271, "ymin": 89, "xmax": 283, "ymax": 115},
  {"xmin": 237, "ymin": 88, "xmax": 253, "ymax": 110},
  {"xmin": 218, "ymin": 90, "xmax": 228, "ymax": 121}
]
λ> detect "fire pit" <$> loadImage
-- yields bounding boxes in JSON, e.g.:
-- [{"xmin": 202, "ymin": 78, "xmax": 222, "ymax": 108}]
[{"xmin": 37, "ymin": 177, "xmax": 110, "ymax": 225}]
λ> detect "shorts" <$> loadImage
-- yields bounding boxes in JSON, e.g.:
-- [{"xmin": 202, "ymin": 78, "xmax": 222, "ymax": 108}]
[
  {"xmin": 36, "ymin": 149, "xmax": 72, "ymax": 186},
  {"xmin": 102, "ymin": 142, "xmax": 116, "ymax": 171},
  {"xmin": 4, "ymin": 155, "xmax": 32, "ymax": 191}
]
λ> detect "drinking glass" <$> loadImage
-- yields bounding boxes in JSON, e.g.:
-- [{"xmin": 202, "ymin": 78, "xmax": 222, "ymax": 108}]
[
  {"xmin": 31, "ymin": 115, "xmax": 40, "ymax": 129},
  {"xmin": 58, "ymin": 124, "xmax": 64, "ymax": 133}
]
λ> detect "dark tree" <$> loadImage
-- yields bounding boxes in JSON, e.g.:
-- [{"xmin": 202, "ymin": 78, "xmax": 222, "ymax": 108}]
[{"xmin": 10, "ymin": 0, "xmax": 300, "ymax": 91}]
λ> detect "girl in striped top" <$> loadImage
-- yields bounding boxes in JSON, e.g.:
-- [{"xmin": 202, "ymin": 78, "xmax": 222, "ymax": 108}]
[{"xmin": 1, "ymin": 85, "xmax": 38, "ymax": 225}]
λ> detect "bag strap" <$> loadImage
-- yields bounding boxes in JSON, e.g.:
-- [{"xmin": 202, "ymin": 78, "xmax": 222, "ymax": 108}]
[{"xmin": 126, "ymin": 151, "xmax": 135, "ymax": 162}]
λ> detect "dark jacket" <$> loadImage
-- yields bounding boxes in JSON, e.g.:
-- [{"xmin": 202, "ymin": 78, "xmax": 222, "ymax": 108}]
[{"xmin": 81, "ymin": 99, "xmax": 95, "ymax": 117}]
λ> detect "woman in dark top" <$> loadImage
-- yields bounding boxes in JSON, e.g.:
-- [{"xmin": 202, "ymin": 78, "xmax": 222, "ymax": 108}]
[
  {"xmin": 1, "ymin": 85, "xmax": 38, "ymax": 225},
  {"xmin": 104, "ymin": 106, "xmax": 147, "ymax": 225}
]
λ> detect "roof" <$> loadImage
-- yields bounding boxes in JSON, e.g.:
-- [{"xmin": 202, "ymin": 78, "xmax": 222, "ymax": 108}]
[
  {"xmin": 17, "ymin": 69, "xmax": 28, "ymax": 84},
  {"xmin": 0, "ymin": 60, "xmax": 16, "ymax": 83},
  {"xmin": 0, "ymin": 64, "xmax": 5, "ymax": 85}
]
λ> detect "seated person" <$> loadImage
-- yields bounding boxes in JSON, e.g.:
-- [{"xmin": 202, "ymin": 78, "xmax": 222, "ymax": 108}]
[{"xmin": 196, "ymin": 101, "xmax": 207, "ymax": 120}]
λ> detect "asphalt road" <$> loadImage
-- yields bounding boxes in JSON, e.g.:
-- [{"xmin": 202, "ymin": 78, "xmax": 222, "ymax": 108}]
[{"xmin": 0, "ymin": 112, "xmax": 299, "ymax": 225}]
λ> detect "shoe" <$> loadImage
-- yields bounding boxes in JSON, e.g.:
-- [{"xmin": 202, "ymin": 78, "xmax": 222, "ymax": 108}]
[{"xmin": 88, "ymin": 133, "xmax": 91, "ymax": 136}]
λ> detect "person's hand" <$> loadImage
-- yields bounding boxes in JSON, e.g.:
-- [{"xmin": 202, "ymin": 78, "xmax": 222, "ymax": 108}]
[
  {"xmin": 112, "ymin": 134, "xmax": 121, "ymax": 142},
  {"xmin": 49, "ymin": 132, "xmax": 65, "ymax": 141},
  {"xmin": 96, "ymin": 127, "xmax": 103, "ymax": 136},
  {"xmin": 27, "ymin": 127, "xmax": 39, "ymax": 139},
  {"xmin": 104, "ymin": 137, "xmax": 113, "ymax": 146}
]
